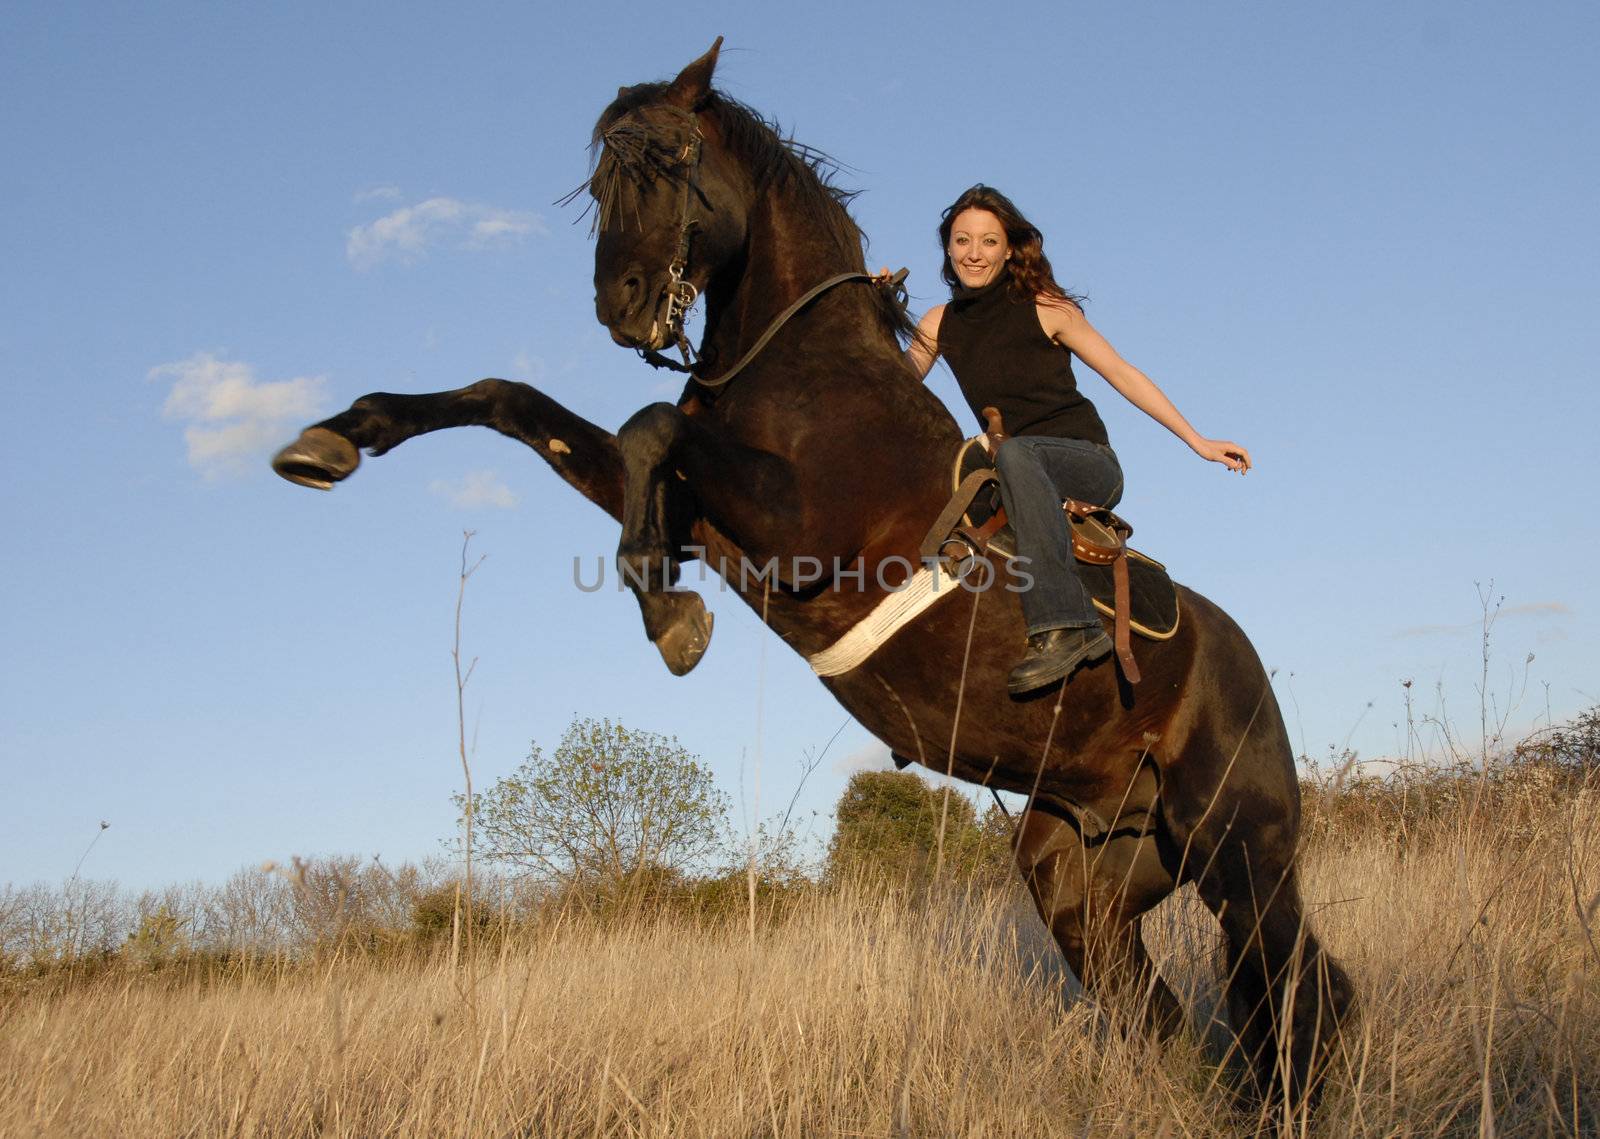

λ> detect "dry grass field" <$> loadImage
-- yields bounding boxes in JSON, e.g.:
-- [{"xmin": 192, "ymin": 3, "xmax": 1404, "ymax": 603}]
[{"xmin": 2, "ymin": 765, "xmax": 1597, "ymax": 1137}]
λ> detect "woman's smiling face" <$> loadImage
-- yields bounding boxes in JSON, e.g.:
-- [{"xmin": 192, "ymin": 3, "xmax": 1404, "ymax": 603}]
[{"xmin": 946, "ymin": 208, "xmax": 1011, "ymax": 289}]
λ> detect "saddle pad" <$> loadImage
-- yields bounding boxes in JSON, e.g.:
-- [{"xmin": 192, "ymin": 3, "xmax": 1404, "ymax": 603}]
[{"xmin": 952, "ymin": 437, "xmax": 1180, "ymax": 640}]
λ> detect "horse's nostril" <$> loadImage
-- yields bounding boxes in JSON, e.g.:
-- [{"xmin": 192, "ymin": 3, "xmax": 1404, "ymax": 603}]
[{"xmin": 597, "ymin": 266, "xmax": 655, "ymax": 342}]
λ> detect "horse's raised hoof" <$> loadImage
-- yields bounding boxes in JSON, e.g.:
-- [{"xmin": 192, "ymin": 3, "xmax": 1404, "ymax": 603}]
[
  {"xmin": 272, "ymin": 428, "xmax": 361, "ymax": 490},
  {"xmin": 653, "ymin": 592, "xmax": 714, "ymax": 676}
]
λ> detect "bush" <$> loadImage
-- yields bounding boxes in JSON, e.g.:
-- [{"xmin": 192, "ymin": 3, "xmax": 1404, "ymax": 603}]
[{"xmin": 826, "ymin": 771, "xmax": 1012, "ymax": 887}]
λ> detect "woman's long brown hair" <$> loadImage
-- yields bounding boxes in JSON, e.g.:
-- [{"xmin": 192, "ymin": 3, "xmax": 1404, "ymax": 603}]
[{"xmin": 938, "ymin": 184, "xmax": 1084, "ymax": 308}]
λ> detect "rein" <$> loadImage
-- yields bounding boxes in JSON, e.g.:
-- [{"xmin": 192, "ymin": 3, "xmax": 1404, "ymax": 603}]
[{"xmin": 640, "ymin": 268, "xmax": 909, "ymax": 388}]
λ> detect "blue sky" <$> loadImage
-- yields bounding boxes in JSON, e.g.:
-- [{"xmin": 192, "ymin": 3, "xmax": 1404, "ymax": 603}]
[{"xmin": 3, "ymin": 2, "xmax": 1596, "ymax": 891}]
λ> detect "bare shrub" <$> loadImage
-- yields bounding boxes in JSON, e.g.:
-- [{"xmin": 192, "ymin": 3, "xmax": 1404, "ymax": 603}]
[
  {"xmin": 1302, "ymin": 716, "xmax": 1597, "ymax": 853},
  {"xmin": 460, "ymin": 718, "xmax": 731, "ymax": 907}
]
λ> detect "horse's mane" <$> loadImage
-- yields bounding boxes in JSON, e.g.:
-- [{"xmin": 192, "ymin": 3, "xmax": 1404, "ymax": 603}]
[{"xmin": 588, "ymin": 84, "xmax": 915, "ymax": 344}]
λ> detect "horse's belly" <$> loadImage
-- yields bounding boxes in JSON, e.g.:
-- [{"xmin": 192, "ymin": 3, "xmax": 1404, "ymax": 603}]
[{"xmin": 814, "ymin": 608, "xmax": 1161, "ymax": 800}]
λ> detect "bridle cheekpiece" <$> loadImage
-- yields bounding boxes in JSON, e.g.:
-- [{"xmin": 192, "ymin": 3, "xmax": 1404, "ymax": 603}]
[{"xmin": 657, "ymin": 122, "xmax": 704, "ymax": 369}]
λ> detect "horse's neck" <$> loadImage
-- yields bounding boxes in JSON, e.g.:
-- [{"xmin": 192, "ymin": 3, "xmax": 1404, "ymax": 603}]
[
  {"xmin": 699, "ymin": 180, "xmax": 962, "ymax": 482},
  {"xmin": 697, "ymin": 184, "xmax": 964, "ymax": 558},
  {"xmin": 700, "ymin": 192, "xmax": 890, "ymax": 375}
]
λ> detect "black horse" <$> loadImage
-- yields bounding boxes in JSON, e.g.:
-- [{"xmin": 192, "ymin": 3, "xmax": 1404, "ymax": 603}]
[{"xmin": 273, "ymin": 40, "xmax": 1354, "ymax": 1112}]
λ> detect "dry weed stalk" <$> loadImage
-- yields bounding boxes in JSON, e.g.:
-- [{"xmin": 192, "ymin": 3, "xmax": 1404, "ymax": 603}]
[{"xmin": 452, "ymin": 530, "xmax": 485, "ymax": 1012}]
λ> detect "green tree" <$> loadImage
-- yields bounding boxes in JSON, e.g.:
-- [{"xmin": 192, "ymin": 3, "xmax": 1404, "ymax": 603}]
[
  {"xmin": 459, "ymin": 718, "xmax": 730, "ymax": 900},
  {"xmin": 826, "ymin": 770, "xmax": 1013, "ymax": 886}
]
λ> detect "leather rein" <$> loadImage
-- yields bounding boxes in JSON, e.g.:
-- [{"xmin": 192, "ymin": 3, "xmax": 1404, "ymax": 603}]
[
  {"xmin": 624, "ymin": 113, "xmax": 908, "ymax": 389},
  {"xmin": 641, "ymin": 268, "xmax": 909, "ymax": 389}
]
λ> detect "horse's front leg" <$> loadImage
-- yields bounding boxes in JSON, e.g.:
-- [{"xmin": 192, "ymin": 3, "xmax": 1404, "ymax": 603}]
[
  {"xmin": 272, "ymin": 379, "xmax": 624, "ymax": 520},
  {"xmin": 613, "ymin": 402, "xmax": 721, "ymax": 676}
]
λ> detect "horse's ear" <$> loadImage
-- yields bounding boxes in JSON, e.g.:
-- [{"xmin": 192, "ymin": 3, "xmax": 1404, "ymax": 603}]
[{"xmin": 665, "ymin": 36, "xmax": 723, "ymax": 109}]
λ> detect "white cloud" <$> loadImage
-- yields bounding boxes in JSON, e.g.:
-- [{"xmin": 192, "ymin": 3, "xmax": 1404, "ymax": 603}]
[
  {"xmin": 469, "ymin": 216, "xmax": 527, "ymax": 244},
  {"xmin": 353, "ymin": 184, "xmax": 402, "ymax": 203},
  {"xmin": 1395, "ymin": 600, "xmax": 1572, "ymax": 639},
  {"xmin": 833, "ymin": 741, "xmax": 893, "ymax": 776},
  {"xmin": 1504, "ymin": 601, "xmax": 1571, "ymax": 619},
  {"xmin": 347, "ymin": 196, "xmax": 545, "ymax": 269},
  {"xmin": 510, "ymin": 350, "xmax": 547, "ymax": 380},
  {"xmin": 430, "ymin": 470, "xmax": 519, "ymax": 510},
  {"xmin": 151, "ymin": 352, "xmax": 327, "ymax": 478}
]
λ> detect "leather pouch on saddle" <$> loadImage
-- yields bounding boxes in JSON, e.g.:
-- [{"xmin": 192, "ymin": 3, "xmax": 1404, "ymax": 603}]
[{"xmin": 918, "ymin": 409, "xmax": 1180, "ymax": 685}]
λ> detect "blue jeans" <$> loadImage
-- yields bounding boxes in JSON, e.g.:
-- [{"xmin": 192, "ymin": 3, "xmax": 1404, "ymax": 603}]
[{"xmin": 994, "ymin": 436, "xmax": 1123, "ymax": 635}]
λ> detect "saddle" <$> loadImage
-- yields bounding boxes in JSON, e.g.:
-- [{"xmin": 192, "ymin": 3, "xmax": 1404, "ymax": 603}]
[{"xmin": 918, "ymin": 410, "xmax": 1180, "ymax": 685}]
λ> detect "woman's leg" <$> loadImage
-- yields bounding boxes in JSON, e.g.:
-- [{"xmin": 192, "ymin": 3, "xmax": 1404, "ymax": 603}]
[{"xmin": 994, "ymin": 436, "xmax": 1123, "ymax": 635}]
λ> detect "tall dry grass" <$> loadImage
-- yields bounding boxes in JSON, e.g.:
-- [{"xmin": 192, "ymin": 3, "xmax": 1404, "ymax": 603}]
[{"xmin": 2, "ymin": 777, "xmax": 1596, "ymax": 1136}]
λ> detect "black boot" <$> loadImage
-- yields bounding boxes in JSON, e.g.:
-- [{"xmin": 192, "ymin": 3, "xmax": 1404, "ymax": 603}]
[{"xmin": 1007, "ymin": 626, "xmax": 1113, "ymax": 695}]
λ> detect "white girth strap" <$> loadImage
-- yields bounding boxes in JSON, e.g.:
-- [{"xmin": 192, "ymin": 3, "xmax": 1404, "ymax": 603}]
[{"xmin": 806, "ymin": 564, "xmax": 961, "ymax": 677}]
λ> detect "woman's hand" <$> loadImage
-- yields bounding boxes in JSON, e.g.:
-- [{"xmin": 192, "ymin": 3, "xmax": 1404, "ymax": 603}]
[{"xmin": 1192, "ymin": 438, "xmax": 1252, "ymax": 473}]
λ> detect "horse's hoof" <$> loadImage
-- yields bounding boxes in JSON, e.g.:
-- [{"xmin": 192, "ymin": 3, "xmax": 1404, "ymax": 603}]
[
  {"xmin": 654, "ymin": 594, "xmax": 713, "ymax": 676},
  {"xmin": 272, "ymin": 428, "xmax": 360, "ymax": 490}
]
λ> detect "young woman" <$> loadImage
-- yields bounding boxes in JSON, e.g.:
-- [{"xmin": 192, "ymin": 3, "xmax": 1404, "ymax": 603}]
[{"xmin": 898, "ymin": 185, "xmax": 1251, "ymax": 695}]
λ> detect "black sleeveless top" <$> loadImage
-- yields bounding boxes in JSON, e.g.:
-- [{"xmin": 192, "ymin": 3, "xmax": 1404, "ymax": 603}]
[{"xmin": 938, "ymin": 275, "xmax": 1110, "ymax": 446}]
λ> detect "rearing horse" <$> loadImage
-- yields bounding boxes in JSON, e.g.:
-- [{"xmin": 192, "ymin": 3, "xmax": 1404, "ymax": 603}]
[{"xmin": 272, "ymin": 40, "xmax": 1353, "ymax": 1110}]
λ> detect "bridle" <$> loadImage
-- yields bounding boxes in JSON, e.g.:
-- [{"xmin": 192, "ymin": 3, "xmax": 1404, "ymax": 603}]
[
  {"xmin": 654, "ymin": 119, "xmax": 703, "ymax": 371},
  {"xmin": 589, "ymin": 106, "xmax": 907, "ymax": 390}
]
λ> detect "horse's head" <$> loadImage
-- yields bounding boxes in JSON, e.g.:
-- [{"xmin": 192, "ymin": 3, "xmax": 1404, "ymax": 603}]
[{"xmin": 584, "ymin": 38, "xmax": 750, "ymax": 352}]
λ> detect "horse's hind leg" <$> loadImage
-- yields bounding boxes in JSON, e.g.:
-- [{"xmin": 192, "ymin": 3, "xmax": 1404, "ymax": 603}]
[
  {"xmin": 1193, "ymin": 847, "xmax": 1355, "ymax": 1113},
  {"xmin": 1013, "ymin": 802, "xmax": 1185, "ymax": 1040},
  {"xmin": 1166, "ymin": 763, "xmax": 1355, "ymax": 1108},
  {"xmin": 1155, "ymin": 638, "xmax": 1356, "ymax": 1112}
]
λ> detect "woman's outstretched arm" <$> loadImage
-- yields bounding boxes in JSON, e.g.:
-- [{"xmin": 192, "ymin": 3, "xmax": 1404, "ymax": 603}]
[{"xmin": 1036, "ymin": 299, "xmax": 1252, "ymax": 473}]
